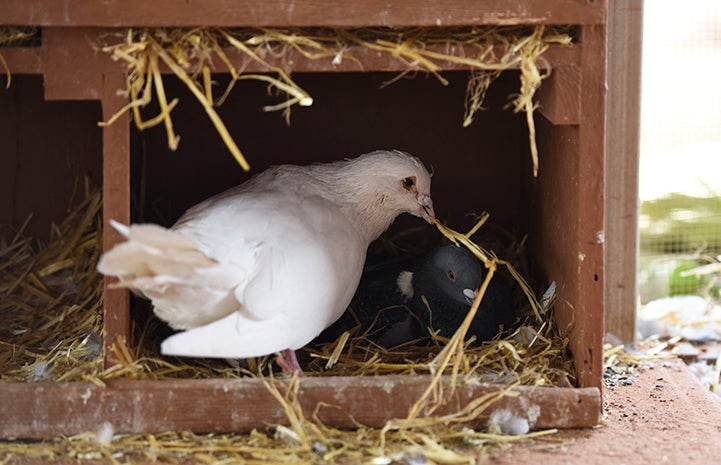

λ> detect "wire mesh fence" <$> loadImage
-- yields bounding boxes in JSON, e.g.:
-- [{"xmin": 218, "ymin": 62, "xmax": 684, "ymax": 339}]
[{"xmin": 638, "ymin": 0, "xmax": 721, "ymax": 305}]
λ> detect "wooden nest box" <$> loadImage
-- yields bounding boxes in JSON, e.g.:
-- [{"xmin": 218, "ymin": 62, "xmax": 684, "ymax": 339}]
[{"xmin": 0, "ymin": 0, "xmax": 611, "ymax": 438}]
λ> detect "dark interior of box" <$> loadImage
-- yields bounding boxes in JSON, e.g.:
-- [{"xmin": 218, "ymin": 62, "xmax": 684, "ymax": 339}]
[
  {"xmin": 0, "ymin": 75, "xmax": 102, "ymax": 242},
  {"xmin": 130, "ymin": 71, "xmax": 536, "ymax": 247}
]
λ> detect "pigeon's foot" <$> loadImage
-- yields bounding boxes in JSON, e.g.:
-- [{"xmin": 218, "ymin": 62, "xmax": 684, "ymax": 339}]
[{"xmin": 276, "ymin": 349, "xmax": 306, "ymax": 377}]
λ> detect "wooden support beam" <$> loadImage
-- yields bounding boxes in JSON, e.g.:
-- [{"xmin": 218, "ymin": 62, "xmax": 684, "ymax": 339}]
[
  {"xmin": 570, "ymin": 23, "xmax": 607, "ymax": 391},
  {"xmin": 0, "ymin": 376, "xmax": 601, "ymax": 438},
  {"xmin": 101, "ymin": 72, "xmax": 131, "ymax": 368},
  {"xmin": 0, "ymin": 47, "xmax": 42, "ymax": 75},
  {"xmin": 2, "ymin": 23, "xmax": 582, "ymax": 98},
  {"xmin": 532, "ymin": 21, "xmax": 607, "ymax": 394},
  {"xmin": 604, "ymin": 0, "xmax": 642, "ymax": 343}
]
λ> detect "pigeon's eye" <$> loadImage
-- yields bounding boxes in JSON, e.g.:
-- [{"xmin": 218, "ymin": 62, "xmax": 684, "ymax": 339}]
[
  {"xmin": 401, "ymin": 176, "xmax": 416, "ymax": 191},
  {"xmin": 447, "ymin": 270, "xmax": 456, "ymax": 281}
]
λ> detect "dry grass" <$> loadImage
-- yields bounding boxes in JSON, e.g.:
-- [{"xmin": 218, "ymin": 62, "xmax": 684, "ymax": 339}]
[
  {"xmin": 0, "ymin": 418, "xmax": 561, "ymax": 465},
  {"xmin": 99, "ymin": 26, "xmax": 571, "ymax": 175},
  {"xmin": 0, "ymin": 178, "xmax": 104, "ymax": 384},
  {"xmin": 0, "ymin": 184, "xmax": 573, "ymax": 387},
  {"xmin": 0, "ymin": 186, "xmax": 574, "ymax": 464}
]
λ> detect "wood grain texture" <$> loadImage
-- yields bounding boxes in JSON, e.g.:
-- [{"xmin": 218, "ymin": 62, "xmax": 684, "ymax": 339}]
[
  {"xmin": 537, "ymin": 65, "xmax": 581, "ymax": 125},
  {"xmin": 1, "ymin": 0, "xmax": 606, "ymax": 27},
  {"xmin": 0, "ymin": 376, "xmax": 601, "ymax": 438},
  {"xmin": 102, "ymin": 72, "xmax": 131, "ymax": 368},
  {"xmin": 0, "ymin": 1, "xmax": 610, "ymax": 432},
  {"xmin": 570, "ymin": 24, "xmax": 607, "ymax": 391},
  {"xmin": 42, "ymin": 28, "xmax": 110, "ymax": 101},
  {"xmin": 604, "ymin": 0, "xmax": 642, "ymax": 343},
  {"xmin": 531, "ymin": 23, "xmax": 607, "ymax": 393},
  {"xmin": 0, "ymin": 76, "xmax": 103, "ymax": 241},
  {"xmin": 0, "ymin": 47, "xmax": 42, "ymax": 74}
]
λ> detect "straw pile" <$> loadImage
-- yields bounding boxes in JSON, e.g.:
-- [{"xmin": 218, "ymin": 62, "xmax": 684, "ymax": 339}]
[
  {"xmin": 0, "ymin": 179, "xmax": 104, "ymax": 384},
  {"xmin": 100, "ymin": 26, "xmax": 572, "ymax": 176},
  {"xmin": 0, "ymin": 408, "xmax": 561, "ymax": 465}
]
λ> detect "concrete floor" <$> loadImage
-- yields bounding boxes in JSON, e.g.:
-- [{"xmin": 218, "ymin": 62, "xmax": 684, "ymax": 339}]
[{"xmin": 490, "ymin": 358, "xmax": 721, "ymax": 464}]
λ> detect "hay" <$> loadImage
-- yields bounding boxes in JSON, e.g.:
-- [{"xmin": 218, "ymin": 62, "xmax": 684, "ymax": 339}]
[
  {"xmin": 99, "ymin": 26, "xmax": 572, "ymax": 175},
  {"xmin": 0, "ymin": 187, "xmax": 573, "ymax": 387},
  {"xmin": 0, "ymin": 418, "xmax": 561, "ymax": 464},
  {"xmin": 0, "ymin": 365, "xmax": 563, "ymax": 464},
  {"xmin": 0, "ymin": 186, "xmax": 575, "ymax": 463},
  {"xmin": 1, "ymin": 359, "xmax": 561, "ymax": 465},
  {"xmin": 0, "ymin": 178, "xmax": 104, "ymax": 384}
]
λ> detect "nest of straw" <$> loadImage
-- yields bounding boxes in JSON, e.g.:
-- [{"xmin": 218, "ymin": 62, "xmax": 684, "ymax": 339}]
[
  {"xmin": 0, "ymin": 182, "xmax": 573, "ymax": 387},
  {"xmin": 99, "ymin": 26, "xmax": 571, "ymax": 176},
  {"xmin": 0, "ymin": 184, "xmax": 575, "ymax": 462}
]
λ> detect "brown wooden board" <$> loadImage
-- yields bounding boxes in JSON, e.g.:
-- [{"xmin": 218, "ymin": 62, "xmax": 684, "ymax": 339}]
[
  {"xmin": 101, "ymin": 72, "xmax": 131, "ymax": 367},
  {"xmin": 0, "ymin": 377, "xmax": 601, "ymax": 438},
  {"xmin": 3, "ymin": 27, "xmax": 581, "ymax": 99},
  {"xmin": 530, "ymin": 24, "xmax": 606, "ymax": 391},
  {"xmin": 1, "ymin": 0, "xmax": 605, "ymax": 27}
]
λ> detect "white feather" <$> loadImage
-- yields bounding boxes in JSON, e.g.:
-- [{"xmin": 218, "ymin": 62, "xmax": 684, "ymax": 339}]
[
  {"xmin": 396, "ymin": 271, "xmax": 414, "ymax": 299},
  {"xmin": 98, "ymin": 150, "xmax": 434, "ymax": 359}
]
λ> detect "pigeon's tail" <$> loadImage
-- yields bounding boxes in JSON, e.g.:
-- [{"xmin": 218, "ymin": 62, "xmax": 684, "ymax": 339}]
[
  {"xmin": 98, "ymin": 220, "xmax": 215, "ymax": 277},
  {"xmin": 98, "ymin": 221, "xmax": 243, "ymax": 329}
]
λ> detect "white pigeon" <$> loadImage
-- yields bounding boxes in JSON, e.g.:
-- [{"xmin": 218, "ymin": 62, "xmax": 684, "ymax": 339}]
[{"xmin": 97, "ymin": 150, "xmax": 434, "ymax": 374}]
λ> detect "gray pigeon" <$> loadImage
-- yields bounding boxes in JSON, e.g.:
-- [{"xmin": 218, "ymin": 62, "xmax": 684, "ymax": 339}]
[
  {"xmin": 317, "ymin": 244, "xmax": 515, "ymax": 348},
  {"xmin": 97, "ymin": 150, "xmax": 434, "ymax": 374}
]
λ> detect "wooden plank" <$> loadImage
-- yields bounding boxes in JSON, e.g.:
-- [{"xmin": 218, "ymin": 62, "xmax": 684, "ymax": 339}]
[
  {"xmin": 537, "ymin": 65, "xmax": 581, "ymax": 125},
  {"xmin": 0, "ymin": 376, "xmax": 601, "ymax": 438},
  {"xmin": 0, "ymin": 47, "xmax": 42, "ymax": 74},
  {"xmin": 569, "ymin": 24, "xmax": 607, "ymax": 391},
  {"xmin": 1, "ymin": 0, "xmax": 606, "ymax": 27},
  {"xmin": 209, "ymin": 42, "xmax": 579, "ymax": 75},
  {"xmin": 531, "ymin": 23, "xmax": 607, "ymax": 393},
  {"xmin": 42, "ymin": 27, "xmax": 114, "ymax": 101},
  {"xmin": 101, "ymin": 72, "xmax": 131, "ymax": 368},
  {"xmin": 603, "ymin": 0, "xmax": 642, "ymax": 343},
  {"xmin": 2, "ymin": 38, "xmax": 580, "ymax": 78}
]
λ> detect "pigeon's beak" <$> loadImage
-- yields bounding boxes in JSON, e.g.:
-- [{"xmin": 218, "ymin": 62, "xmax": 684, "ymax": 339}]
[
  {"xmin": 463, "ymin": 288, "xmax": 479, "ymax": 306},
  {"xmin": 417, "ymin": 193, "xmax": 435, "ymax": 223}
]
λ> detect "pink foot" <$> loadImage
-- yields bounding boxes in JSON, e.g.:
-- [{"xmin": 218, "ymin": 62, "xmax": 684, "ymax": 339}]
[{"xmin": 275, "ymin": 349, "xmax": 305, "ymax": 377}]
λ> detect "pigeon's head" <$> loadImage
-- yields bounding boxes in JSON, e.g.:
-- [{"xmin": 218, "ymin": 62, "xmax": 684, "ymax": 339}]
[
  {"xmin": 362, "ymin": 150, "xmax": 434, "ymax": 222},
  {"xmin": 425, "ymin": 244, "xmax": 484, "ymax": 306},
  {"xmin": 328, "ymin": 150, "xmax": 434, "ymax": 241}
]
